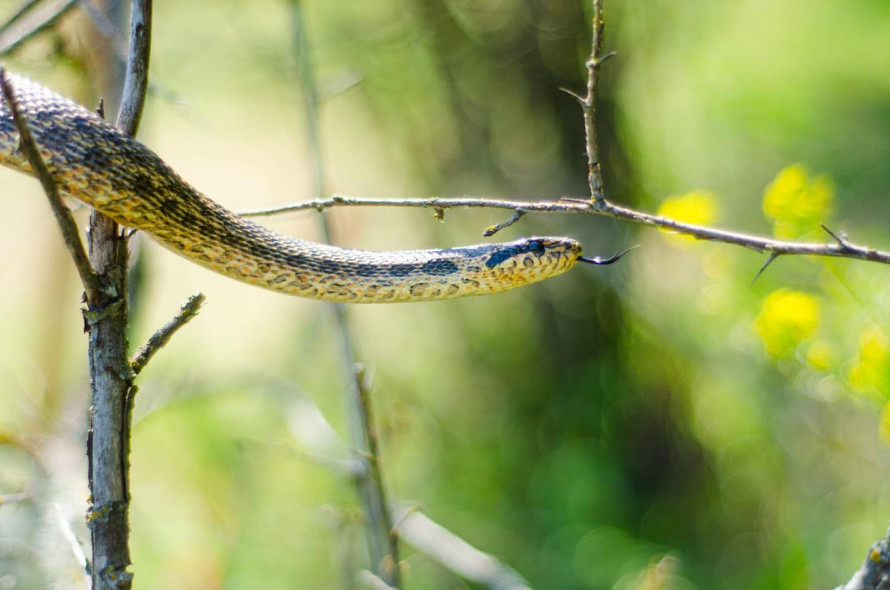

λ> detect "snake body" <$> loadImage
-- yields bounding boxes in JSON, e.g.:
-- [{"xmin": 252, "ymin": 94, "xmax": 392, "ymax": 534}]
[{"xmin": 0, "ymin": 73, "xmax": 584, "ymax": 303}]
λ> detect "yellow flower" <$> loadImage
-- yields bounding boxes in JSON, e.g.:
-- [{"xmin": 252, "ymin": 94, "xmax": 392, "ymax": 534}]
[
  {"xmin": 805, "ymin": 340, "xmax": 833, "ymax": 371},
  {"xmin": 754, "ymin": 289, "xmax": 820, "ymax": 358},
  {"xmin": 762, "ymin": 164, "xmax": 833, "ymax": 238},
  {"xmin": 657, "ymin": 190, "xmax": 718, "ymax": 245},
  {"xmin": 848, "ymin": 326, "xmax": 890, "ymax": 401}
]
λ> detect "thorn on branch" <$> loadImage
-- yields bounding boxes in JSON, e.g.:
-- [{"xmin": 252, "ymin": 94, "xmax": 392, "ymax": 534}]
[
  {"xmin": 559, "ymin": 86, "xmax": 588, "ymax": 106},
  {"xmin": 822, "ymin": 223, "xmax": 853, "ymax": 249},
  {"xmin": 752, "ymin": 251, "xmax": 781, "ymax": 285},
  {"xmin": 317, "ymin": 72, "xmax": 364, "ymax": 103},
  {"xmin": 483, "ymin": 209, "xmax": 526, "ymax": 237},
  {"xmin": 96, "ymin": 98, "xmax": 105, "ymax": 120},
  {"xmin": 587, "ymin": 50, "xmax": 617, "ymax": 69}
]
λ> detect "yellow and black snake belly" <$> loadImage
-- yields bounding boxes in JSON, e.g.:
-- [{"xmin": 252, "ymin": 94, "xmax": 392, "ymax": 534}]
[{"xmin": 0, "ymin": 72, "xmax": 583, "ymax": 303}]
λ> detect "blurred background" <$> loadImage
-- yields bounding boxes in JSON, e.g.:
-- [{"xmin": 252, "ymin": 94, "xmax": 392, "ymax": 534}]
[{"xmin": 1, "ymin": 0, "xmax": 890, "ymax": 588}]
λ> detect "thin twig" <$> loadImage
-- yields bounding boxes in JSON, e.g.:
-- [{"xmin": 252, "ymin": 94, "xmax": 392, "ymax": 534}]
[
  {"xmin": 130, "ymin": 293, "xmax": 205, "ymax": 375},
  {"xmin": 0, "ymin": 0, "xmax": 81, "ymax": 55},
  {"xmin": 115, "ymin": 0, "xmax": 151, "ymax": 134},
  {"xmin": 268, "ymin": 389, "xmax": 535, "ymax": 589},
  {"xmin": 51, "ymin": 503, "xmax": 91, "ymax": 589},
  {"xmin": 0, "ymin": 0, "xmax": 175, "ymax": 108},
  {"xmin": 0, "ymin": 68, "xmax": 102, "ymax": 305},
  {"xmin": 352, "ymin": 364, "xmax": 399, "ymax": 583},
  {"xmin": 583, "ymin": 0, "xmax": 608, "ymax": 203},
  {"xmin": 289, "ymin": 2, "xmax": 401, "ymax": 586},
  {"xmin": 484, "ymin": 209, "xmax": 526, "ymax": 237},
  {"xmin": 359, "ymin": 570, "xmax": 396, "ymax": 590},
  {"xmin": 0, "ymin": 0, "xmax": 44, "ymax": 34},
  {"xmin": 240, "ymin": 193, "xmax": 890, "ymax": 264},
  {"xmin": 0, "ymin": 491, "xmax": 30, "ymax": 504},
  {"xmin": 394, "ymin": 506, "xmax": 532, "ymax": 590}
]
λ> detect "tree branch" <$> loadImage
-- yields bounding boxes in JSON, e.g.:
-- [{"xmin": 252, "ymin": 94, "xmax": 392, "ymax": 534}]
[
  {"xmin": 0, "ymin": 0, "xmax": 45, "ymax": 35},
  {"xmin": 0, "ymin": 0, "xmax": 81, "ymax": 55},
  {"xmin": 86, "ymin": 1, "xmax": 153, "ymax": 588},
  {"xmin": 240, "ymin": 194, "xmax": 890, "ymax": 265},
  {"xmin": 239, "ymin": 2, "xmax": 888, "ymax": 270},
  {"xmin": 835, "ymin": 528, "xmax": 890, "ymax": 590},
  {"xmin": 393, "ymin": 506, "xmax": 532, "ymax": 590},
  {"xmin": 582, "ymin": 0, "xmax": 610, "ymax": 203},
  {"xmin": 288, "ymin": 2, "xmax": 401, "ymax": 586},
  {"xmin": 115, "ymin": 0, "xmax": 151, "ymax": 135}
]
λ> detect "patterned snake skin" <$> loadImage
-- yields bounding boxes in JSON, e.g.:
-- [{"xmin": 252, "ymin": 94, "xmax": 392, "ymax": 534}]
[{"xmin": 0, "ymin": 72, "xmax": 584, "ymax": 303}]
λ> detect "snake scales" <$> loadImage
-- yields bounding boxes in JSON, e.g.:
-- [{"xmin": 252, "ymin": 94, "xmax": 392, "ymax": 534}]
[{"xmin": 0, "ymin": 72, "xmax": 608, "ymax": 303}]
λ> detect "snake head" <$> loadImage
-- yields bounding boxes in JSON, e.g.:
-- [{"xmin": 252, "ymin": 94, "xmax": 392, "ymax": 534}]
[{"xmin": 477, "ymin": 236, "xmax": 583, "ymax": 292}]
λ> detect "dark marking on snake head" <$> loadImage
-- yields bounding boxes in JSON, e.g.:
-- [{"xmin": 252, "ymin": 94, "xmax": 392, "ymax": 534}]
[
  {"xmin": 486, "ymin": 246, "xmax": 520, "ymax": 268},
  {"xmin": 486, "ymin": 240, "xmax": 549, "ymax": 268}
]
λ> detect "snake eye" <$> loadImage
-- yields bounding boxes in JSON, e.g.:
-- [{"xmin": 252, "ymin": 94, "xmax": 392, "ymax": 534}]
[{"xmin": 527, "ymin": 240, "xmax": 544, "ymax": 254}]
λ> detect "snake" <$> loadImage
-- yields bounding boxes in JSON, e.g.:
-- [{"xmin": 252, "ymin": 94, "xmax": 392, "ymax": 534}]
[{"xmin": 0, "ymin": 71, "xmax": 621, "ymax": 303}]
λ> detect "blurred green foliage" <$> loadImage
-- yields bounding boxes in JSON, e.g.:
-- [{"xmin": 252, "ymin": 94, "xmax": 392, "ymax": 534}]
[{"xmin": 0, "ymin": 0, "xmax": 889, "ymax": 589}]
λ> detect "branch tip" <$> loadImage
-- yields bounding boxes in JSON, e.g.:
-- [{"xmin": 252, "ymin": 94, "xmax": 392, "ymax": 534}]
[
  {"xmin": 483, "ymin": 208, "xmax": 526, "ymax": 237},
  {"xmin": 130, "ymin": 292, "xmax": 206, "ymax": 375}
]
